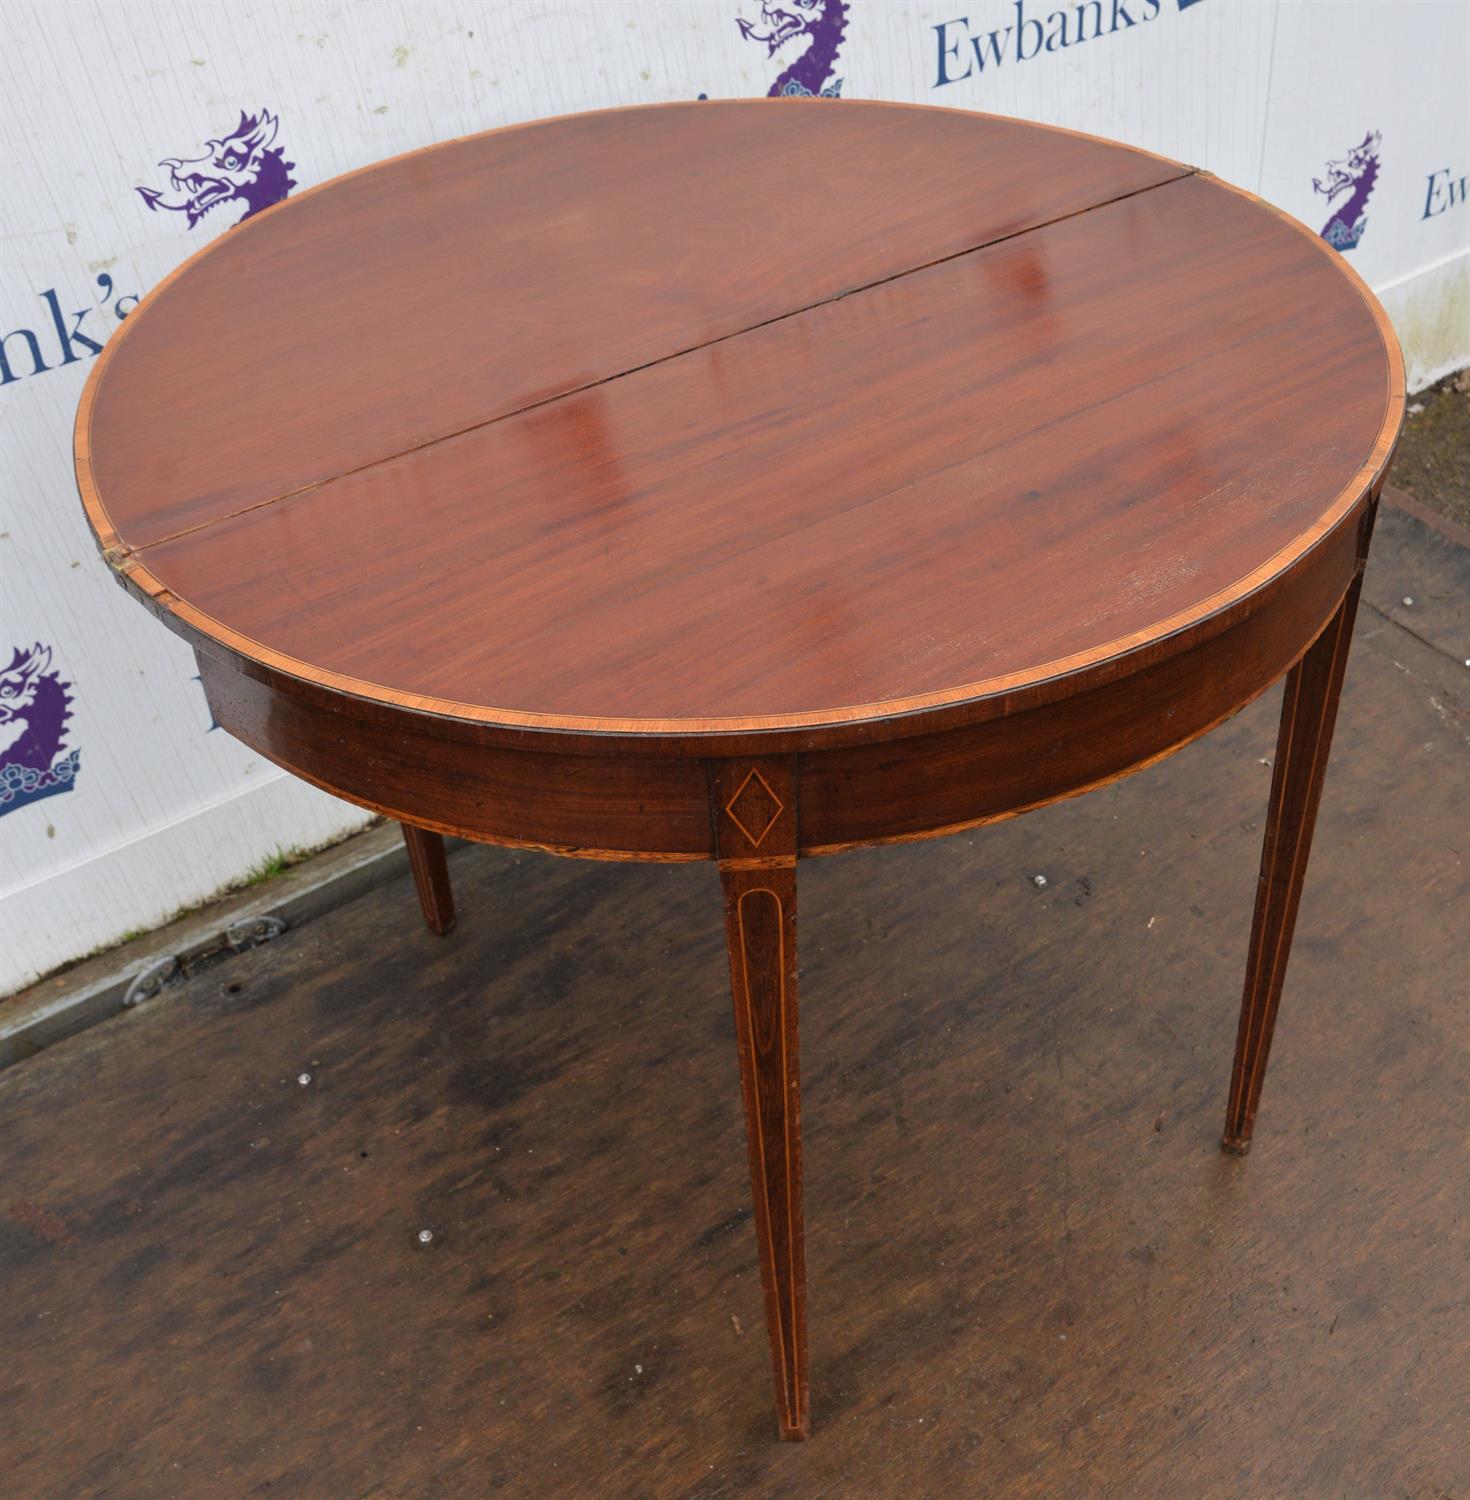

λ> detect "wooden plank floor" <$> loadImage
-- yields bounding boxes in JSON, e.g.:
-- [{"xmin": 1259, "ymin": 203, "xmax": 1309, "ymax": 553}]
[{"xmin": 3, "ymin": 503, "xmax": 1467, "ymax": 1499}]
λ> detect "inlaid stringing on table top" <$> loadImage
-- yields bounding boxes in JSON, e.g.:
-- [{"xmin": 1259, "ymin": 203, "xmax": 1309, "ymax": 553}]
[{"xmin": 74, "ymin": 99, "xmax": 1404, "ymax": 1439}]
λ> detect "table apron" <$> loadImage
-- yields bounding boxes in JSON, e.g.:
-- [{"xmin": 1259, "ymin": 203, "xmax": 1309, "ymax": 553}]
[
  {"xmin": 193, "ymin": 513, "xmax": 1364, "ymax": 862},
  {"xmin": 799, "ymin": 512, "xmax": 1366, "ymax": 853}
]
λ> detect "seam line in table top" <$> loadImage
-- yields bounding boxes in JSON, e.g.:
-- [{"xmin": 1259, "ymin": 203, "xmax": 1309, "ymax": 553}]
[
  {"xmin": 112, "ymin": 301, "xmax": 1390, "ymax": 740},
  {"xmin": 413, "ymin": 304, "xmax": 1324, "ymax": 695},
  {"xmin": 105, "ymin": 167, "xmax": 1198, "ymax": 561}
]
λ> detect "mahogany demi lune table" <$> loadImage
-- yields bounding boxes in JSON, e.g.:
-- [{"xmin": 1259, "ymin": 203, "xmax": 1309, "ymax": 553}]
[{"xmin": 74, "ymin": 100, "xmax": 1404, "ymax": 1441}]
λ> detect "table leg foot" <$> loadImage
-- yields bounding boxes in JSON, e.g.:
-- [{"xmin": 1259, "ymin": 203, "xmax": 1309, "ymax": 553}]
[
  {"xmin": 1221, "ymin": 572, "xmax": 1365, "ymax": 1154},
  {"xmin": 710, "ymin": 758, "xmax": 808, "ymax": 1441},
  {"xmin": 401, "ymin": 824, "xmax": 456, "ymax": 936}
]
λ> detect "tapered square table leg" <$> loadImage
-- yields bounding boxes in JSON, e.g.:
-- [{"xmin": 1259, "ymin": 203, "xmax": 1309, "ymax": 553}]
[
  {"xmin": 1222, "ymin": 570, "xmax": 1368, "ymax": 1154},
  {"xmin": 710, "ymin": 758, "xmax": 808, "ymax": 1440},
  {"xmin": 401, "ymin": 824, "xmax": 456, "ymax": 936}
]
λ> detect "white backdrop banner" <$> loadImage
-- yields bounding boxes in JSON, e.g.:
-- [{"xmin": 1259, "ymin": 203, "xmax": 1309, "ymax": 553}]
[{"xmin": 2, "ymin": 0, "xmax": 1466, "ymax": 991}]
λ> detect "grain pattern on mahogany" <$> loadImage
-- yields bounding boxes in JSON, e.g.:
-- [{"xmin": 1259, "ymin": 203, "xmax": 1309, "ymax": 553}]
[
  {"xmin": 193, "ymin": 648, "xmax": 715, "ymax": 859},
  {"xmin": 401, "ymin": 825, "xmax": 456, "ymax": 936},
  {"xmin": 99, "ymin": 170, "xmax": 1396, "ymax": 742},
  {"xmin": 797, "ymin": 511, "xmax": 1364, "ymax": 852},
  {"xmin": 710, "ymin": 758, "xmax": 807, "ymax": 1440},
  {"xmin": 193, "ymin": 508, "xmax": 1360, "ymax": 863},
  {"xmin": 80, "ymin": 102, "xmax": 1186, "ymax": 550}
]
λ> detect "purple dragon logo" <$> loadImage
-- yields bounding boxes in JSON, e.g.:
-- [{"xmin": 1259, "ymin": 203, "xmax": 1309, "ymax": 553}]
[
  {"xmin": 136, "ymin": 109, "xmax": 296, "ymax": 230},
  {"xmin": 738, "ymin": 0, "xmax": 848, "ymax": 97},
  {"xmin": 1313, "ymin": 130, "xmax": 1382, "ymax": 251},
  {"xmin": 0, "ymin": 644, "xmax": 80, "ymax": 818}
]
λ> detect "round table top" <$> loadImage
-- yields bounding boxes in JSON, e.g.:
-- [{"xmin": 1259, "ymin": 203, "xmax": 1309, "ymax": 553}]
[{"xmin": 77, "ymin": 100, "xmax": 1401, "ymax": 748}]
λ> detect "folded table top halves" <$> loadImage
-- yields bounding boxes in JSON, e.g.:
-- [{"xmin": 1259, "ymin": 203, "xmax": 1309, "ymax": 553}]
[{"xmin": 76, "ymin": 100, "xmax": 1401, "ymax": 746}]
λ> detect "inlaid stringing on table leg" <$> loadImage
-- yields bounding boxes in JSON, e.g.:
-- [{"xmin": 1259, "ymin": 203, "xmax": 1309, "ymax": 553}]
[
  {"xmin": 709, "ymin": 757, "xmax": 809, "ymax": 1440},
  {"xmin": 1223, "ymin": 509, "xmax": 1375, "ymax": 1154}
]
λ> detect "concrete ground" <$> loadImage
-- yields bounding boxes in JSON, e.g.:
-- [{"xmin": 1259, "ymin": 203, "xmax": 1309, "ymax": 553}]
[
  {"xmin": 1396, "ymin": 368, "xmax": 1470, "ymax": 533},
  {"xmin": 0, "ymin": 491, "xmax": 1466, "ymax": 1500}
]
